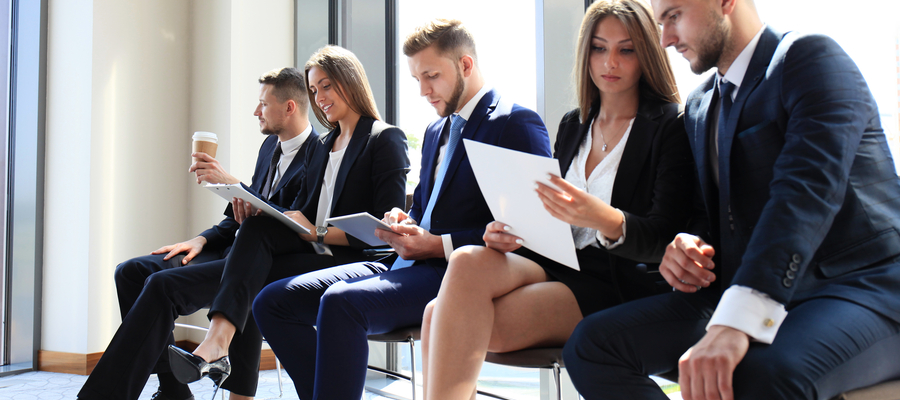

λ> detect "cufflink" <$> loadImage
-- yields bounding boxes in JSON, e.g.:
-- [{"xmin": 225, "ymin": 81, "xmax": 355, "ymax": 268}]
[{"xmin": 764, "ymin": 318, "xmax": 775, "ymax": 328}]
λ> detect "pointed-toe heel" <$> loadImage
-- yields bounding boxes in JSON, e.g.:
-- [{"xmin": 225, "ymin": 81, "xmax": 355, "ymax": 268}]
[{"xmin": 167, "ymin": 345, "xmax": 231, "ymax": 387}]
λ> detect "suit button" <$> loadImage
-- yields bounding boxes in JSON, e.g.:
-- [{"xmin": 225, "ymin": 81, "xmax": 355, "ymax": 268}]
[
  {"xmin": 783, "ymin": 277, "xmax": 793, "ymax": 287},
  {"xmin": 792, "ymin": 254, "xmax": 802, "ymax": 263},
  {"xmin": 786, "ymin": 270, "xmax": 796, "ymax": 279},
  {"xmin": 789, "ymin": 262, "xmax": 799, "ymax": 271}
]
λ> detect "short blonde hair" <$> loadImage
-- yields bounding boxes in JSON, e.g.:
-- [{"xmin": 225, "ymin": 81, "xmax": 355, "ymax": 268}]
[{"xmin": 402, "ymin": 18, "xmax": 477, "ymax": 63}]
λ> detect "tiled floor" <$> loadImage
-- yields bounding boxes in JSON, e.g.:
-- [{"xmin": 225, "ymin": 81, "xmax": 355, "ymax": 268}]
[{"xmin": 0, "ymin": 369, "xmax": 683, "ymax": 400}]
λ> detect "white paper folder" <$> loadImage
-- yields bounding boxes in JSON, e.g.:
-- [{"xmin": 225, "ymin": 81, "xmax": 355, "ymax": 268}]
[{"xmin": 204, "ymin": 183, "xmax": 311, "ymax": 234}]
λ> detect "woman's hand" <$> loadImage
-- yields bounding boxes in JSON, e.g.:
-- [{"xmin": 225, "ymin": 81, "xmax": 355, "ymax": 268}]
[
  {"xmin": 483, "ymin": 221, "xmax": 523, "ymax": 253},
  {"xmin": 285, "ymin": 211, "xmax": 316, "ymax": 241},
  {"xmin": 535, "ymin": 174, "xmax": 623, "ymax": 239}
]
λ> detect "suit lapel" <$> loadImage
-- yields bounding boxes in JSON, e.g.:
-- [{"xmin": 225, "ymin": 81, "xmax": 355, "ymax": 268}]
[
  {"xmin": 422, "ymin": 118, "xmax": 450, "ymax": 198},
  {"xmin": 717, "ymin": 26, "xmax": 781, "ymax": 201},
  {"xmin": 271, "ymin": 128, "xmax": 317, "ymax": 197},
  {"xmin": 252, "ymin": 136, "xmax": 278, "ymax": 193},
  {"xmin": 610, "ymin": 101, "xmax": 661, "ymax": 209},
  {"xmin": 433, "ymin": 89, "xmax": 499, "ymax": 202},
  {"xmin": 307, "ymin": 130, "xmax": 335, "ymax": 212},
  {"xmin": 557, "ymin": 107, "xmax": 595, "ymax": 179},
  {"xmin": 330, "ymin": 117, "xmax": 373, "ymax": 213}
]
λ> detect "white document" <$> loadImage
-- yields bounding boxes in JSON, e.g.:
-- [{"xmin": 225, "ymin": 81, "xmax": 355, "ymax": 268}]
[
  {"xmin": 204, "ymin": 183, "xmax": 311, "ymax": 234},
  {"xmin": 325, "ymin": 212, "xmax": 393, "ymax": 246},
  {"xmin": 464, "ymin": 139, "xmax": 579, "ymax": 270}
]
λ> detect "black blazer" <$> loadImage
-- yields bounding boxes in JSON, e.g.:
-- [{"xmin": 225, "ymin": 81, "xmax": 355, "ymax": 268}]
[
  {"xmin": 199, "ymin": 128, "xmax": 318, "ymax": 250},
  {"xmin": 554, "ymin": 97, "xmax": 696, "ymax": 301},
  {"xmin": 289, "ymin": 116, "xmax": 410, "ymax": 264}
]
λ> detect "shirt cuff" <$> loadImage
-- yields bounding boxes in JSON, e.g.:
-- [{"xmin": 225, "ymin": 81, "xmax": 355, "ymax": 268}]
[
  {"xmin": 707, "ymin": 285, "xmax": 788, "ymax": 344},
  {"xmin": 441, "ymin": 234, "xmax": 454, "ymax": 261},
  {"xmin": 596, "ymin": 209, "xmax": 626, "ymax": 249}
]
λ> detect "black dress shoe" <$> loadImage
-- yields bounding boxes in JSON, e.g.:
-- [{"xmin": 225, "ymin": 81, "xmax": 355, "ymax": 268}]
[
  {"xmin": 150, "ymin": 389, "xmax": 195, "ymax": 400},
  {"xmin": 167, "ymin": 345, "xmax": 231, "ymax": 393}
]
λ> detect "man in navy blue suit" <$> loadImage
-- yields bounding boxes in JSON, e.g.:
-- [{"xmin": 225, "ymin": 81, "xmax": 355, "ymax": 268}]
[
  {"xmin": 252, "ymin": 19, "xmax": 551, "ymax": 399},
  {"xmin": 563, "ymin": 0, "xmax": 900, "ymax": 399},
  {"xmin": 79, "ymin": 67, "xmax": 317, "ymax": 400}
]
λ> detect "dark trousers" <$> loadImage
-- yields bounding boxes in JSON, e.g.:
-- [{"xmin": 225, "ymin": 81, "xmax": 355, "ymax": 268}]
[
  {"xmin": 563, "ymin": 289, "xmax": 900, "ymax": 400},
  {"xmin": 254, "ymin": 263, "xmax": 446, "ymax": 399},
  {"xmin": 79, "ymin": 217, "xmax": 335, "ymax": 400}
]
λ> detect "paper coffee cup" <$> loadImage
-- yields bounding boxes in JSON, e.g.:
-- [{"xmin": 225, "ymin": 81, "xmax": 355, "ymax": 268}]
[{"xmin": 192, "ymin": 131, "xmax": 218, "ymax": 163}]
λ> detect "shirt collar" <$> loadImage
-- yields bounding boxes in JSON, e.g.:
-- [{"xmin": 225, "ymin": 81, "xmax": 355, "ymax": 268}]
[
  {"xmin": 279, "ymin": 122, "xmax": 313, "ymax": 154},
  {"xmin": 718, "ymin": 24, "xmax": 766, "ymax": 98},
  {"xmin": 454, "ymin": 83, "xmax": 491, "ymax": 122}
]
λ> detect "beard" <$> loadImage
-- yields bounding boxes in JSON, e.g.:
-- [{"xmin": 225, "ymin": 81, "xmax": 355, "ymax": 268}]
[
  {"xmin": 440, "ymin": 66, "xmax": 466, "ymax": 117},
  {"xmin": 260, "ymin": 123, "xmax": 281, "ymax": 136},
  {"xmin": 689, "ymin": 10, "xmax": 730, "ymax": 74}
]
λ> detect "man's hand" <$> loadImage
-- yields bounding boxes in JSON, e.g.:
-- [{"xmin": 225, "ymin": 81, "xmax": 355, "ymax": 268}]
[
  {"xmin": 374, "ymin": 219, "xmax": 443, "ymax": 260},
  {"xmin": 284, "ymin": 211, "xmax": 316, "ymax": 241},
  {"xmin": 383, "ymin": 207, "xmax": 416, "ymax": 226},
  {"xmin": 483, "ymin": 221, "xmax": 522, "ymax": 253},
  {"xmin": 660, "ymin": 233, "xmax": 716, "ymax": 292},
  {"xmin": 190, "ymin": 152, "xmax": 240, "ymax": 185},
  {"xmin": 679, "ymin": 326, "xmax": 750, "ymax": 400},
  {"xmin": 232, "ymin": 198, "xmax": 261, "ymax": 224},
  {"xmin": 150, "ymin": 236, "xmax": 208, "ymax": 265}
]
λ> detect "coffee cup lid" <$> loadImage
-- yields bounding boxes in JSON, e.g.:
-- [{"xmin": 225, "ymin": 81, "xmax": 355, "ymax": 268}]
[{"xmin": 192, "ymin": 131, "xmax": 218, "ymax": 143}]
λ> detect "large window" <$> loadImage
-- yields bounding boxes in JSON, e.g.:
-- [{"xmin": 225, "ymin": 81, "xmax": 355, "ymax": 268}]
[{"xmin": 396, "ymin": 0, "xmax": 538, "ymax": 188}]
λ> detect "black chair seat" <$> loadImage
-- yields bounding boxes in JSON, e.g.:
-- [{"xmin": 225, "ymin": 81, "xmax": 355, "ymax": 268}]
[
  {"xmin": 367, "ymin": 326, "xmax": 421, "ymax": 342},
  {"xmin": 485, "ymin": 347, "xmax": 565, "ymax": 369}
]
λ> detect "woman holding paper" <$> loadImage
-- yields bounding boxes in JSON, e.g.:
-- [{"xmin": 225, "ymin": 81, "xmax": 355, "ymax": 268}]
[
  {"xmin": 167, "ymin": 45, "xmax": 410, "ymax": 397},
  {"xmin": 421, "ymin": 1, "xmax": 699, "ymax": 398}
]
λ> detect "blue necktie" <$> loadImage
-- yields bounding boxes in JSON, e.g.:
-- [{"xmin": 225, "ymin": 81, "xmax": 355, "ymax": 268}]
[{"xmin": 392, "ymin": 114, "xmax": 466, "ymax": 269}]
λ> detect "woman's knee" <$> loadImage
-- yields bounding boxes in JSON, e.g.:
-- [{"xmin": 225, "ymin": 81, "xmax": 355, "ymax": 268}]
[
  {"xmin": 422, "ymin": 300, "xmax": 436, "ymax": 327},
  {"xmin": 445, "ymin": 245, "xmax": 500, "ymax": 284}
]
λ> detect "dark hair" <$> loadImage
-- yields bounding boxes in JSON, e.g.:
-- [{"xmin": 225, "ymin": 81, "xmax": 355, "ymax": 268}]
[
  {"xmin": 304, "ymin": 45, "xmax": 381, "ymax": 130},
  {"xmin": 575, "ymin": 0, "xmax": 680, "ymax": 122},
  {"xmin": 258, "ymin": 67, "xmax": 309, "ymax": 114},
  {"xmin": 402, "ymin": 18, "xmax": 477, "ymax": 64}
]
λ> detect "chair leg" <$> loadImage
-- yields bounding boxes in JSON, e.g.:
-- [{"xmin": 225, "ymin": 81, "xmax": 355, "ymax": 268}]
[
  {"xmin": 552, "ymin": 362, "xmax": 561, "ymax": 400},
  {"xmin": 276, "ymin": 356, "xmax": 284, "ymax": 398},
  {"xmin": 408, "ymin": 336, "xmax": 417, "ymax": 400}
]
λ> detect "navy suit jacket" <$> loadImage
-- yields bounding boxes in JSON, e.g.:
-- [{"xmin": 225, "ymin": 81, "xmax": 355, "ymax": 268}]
[
  {"xmin": 409, "ymin": 88, "xmax": 551, "ymax": 268},
  {"xmin": 685, "ymin": 26, "xmax": 900, "ymax": 322},
  {"xmin": 290, "ymin": 116, "xmax": 410, "ymax": 264},
  {"xmin": 199, "ymin": 127, "xmax": 318, "ymax": 250}
]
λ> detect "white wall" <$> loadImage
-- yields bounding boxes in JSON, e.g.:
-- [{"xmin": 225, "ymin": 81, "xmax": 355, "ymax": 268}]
[{"xmin": 43, "ymin": 0, "xmax": 295, "ymax": 355}]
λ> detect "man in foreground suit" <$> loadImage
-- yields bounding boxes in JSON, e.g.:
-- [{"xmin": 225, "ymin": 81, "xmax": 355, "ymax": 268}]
[
  {"xmin": 563, "ymin": 0, "xmax": 900, "ymax": 399},
  {"xmin": 78, "ymin": 67, "xmax": 317, "ymax": 400},
  {"xmin": 252, "ymin": 18, "xmax": 551, "ymax": 399}
]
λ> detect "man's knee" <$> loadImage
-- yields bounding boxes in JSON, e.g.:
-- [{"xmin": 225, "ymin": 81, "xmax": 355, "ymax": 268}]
[
  {"xmin": 319, "ymin": 281, "xmax": 368, "ymax": 326},
  {"xmin": 732, "ymin": 347, "xmax": 813, "ymax": 400}
]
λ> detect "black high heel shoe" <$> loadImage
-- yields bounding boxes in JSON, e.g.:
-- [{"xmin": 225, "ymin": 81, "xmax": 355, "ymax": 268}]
[{"xmin": 167, "ymin": 345, "xmax": 231, "ymax": 398}]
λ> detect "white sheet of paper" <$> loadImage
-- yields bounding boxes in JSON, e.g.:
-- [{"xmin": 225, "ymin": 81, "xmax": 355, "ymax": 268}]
[
  {"xmin": 464, "ymin": 139, "xmax": 579, "ymax": 270},
  {"xmin": 204, "ymin": 183, "xmax": 311, "ymax": 234}
]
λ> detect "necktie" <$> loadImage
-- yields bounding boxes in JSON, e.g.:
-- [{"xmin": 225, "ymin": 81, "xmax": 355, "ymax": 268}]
[
  {"xmin": 261, "ymin": 143, "xmax": 283, "ymax": 200},
  {"xmin": 710, "ymin": 79, "xmax": 735, "ymax": 185},
  {"xmin": 392, "ymin": 114, "xmax": 466, "ymax": 269}
]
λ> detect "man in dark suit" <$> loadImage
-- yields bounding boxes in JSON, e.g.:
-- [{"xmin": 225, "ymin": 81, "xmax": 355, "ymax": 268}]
[
  {"xmin": 78, "ymin": 67, "xmax": 317, "ymax": 400},
  {"xmin": 251, "ymin": 18, "xmax": 551, "ymax": 399},
  {"xmin": 563, "ymin": 0, "xmax": 900, "ymax": 399}
]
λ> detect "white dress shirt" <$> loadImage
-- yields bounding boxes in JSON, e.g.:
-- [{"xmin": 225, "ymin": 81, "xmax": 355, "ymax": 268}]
[
  {"xmin": 707, "ymin": 24, "xmax": 788, "ymax": 344},
  {"xmin": 311, "ymin": 146, "xmax": 347, "ymax": 256},
  {"xmin": 268, "ymin": 123, "xmax": 313, "ymax": 193},
  {"xmin": 564, "ymin": 116, "xmax": 631, "ymax": 249}
]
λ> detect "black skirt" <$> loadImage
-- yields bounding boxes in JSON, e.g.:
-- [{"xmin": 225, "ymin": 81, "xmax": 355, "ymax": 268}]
[{"xmin": 513, "ymin": 246, "xmax": 669, "ymax": 317}]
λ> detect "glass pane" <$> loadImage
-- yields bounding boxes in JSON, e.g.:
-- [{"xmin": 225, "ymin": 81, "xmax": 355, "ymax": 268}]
[{"xmin": 396, "ymin": 0, "xmax": 537, "ymax": 188}]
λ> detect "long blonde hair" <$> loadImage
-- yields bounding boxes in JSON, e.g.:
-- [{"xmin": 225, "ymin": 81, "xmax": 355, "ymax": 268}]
[
  {"xmin": 575, "ymin": 0, "xmax": 680, "ymax": 122},
  {"xmin": 305, "ymin": 45, "xmax": 382, "ymax": 130}
]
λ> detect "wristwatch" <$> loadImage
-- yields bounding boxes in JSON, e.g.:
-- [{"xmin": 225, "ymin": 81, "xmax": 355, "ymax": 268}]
[{"xmin": 316, "ymin": 225, "xmax": 328, "ymax": 244}]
